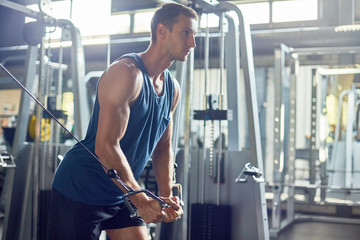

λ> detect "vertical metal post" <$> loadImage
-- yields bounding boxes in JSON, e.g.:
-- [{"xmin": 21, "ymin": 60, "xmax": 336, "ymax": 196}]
[
  {"xmin": 271, "ymin": 46, "xmax": 284, "ymax": 230},
  {"xmin": 271, "ymin": 44, "xmax": 294, "ymax": 237},
  {"xmin": 319, "ymin": 73, "xmax": 329, "ymax": 201},
  {"xmin": 346, "ymin": 91, "xmax": 355, "ymax": 188},
  {"xmin": 287, "ymin": 54, "xmax": 298, "ymax": 222},
  {"xmin": 201, "ymin": 14, "xmax": 210, "ymax": 204},
  {"xmin": 2, "ymin": 46, "xmax": 38, "ymax": 240},
  {"xmin": 183, "ymin": 50, "xmax": 194, "ymax": 240},
  {"xmin": 225, "ymin": 12, "xmax": 243, "ymax": 151},
  {"xmin": 216, "ymin": 11, "xmax": 225, "ymax": 206},
  {"xmin": 173, "ymin": 61, "xmax": 187, "ymax": 161},
  {"xmin": 219, "ymin": 2, "xmax": 269, "ymax": 240},
  {"xmin": 58, "ymin": 20, "xmax": 89, "ymax": 139},
  {"xmin": 53, "ymin": 41, "xmax": 64, "ymax": 171},
  {"xmin": 31, "ymin": 34, "xmax": 46, "ymax": 240},
  {"xmin": 309, "ymin": 69, "xmax": 318, "ymax": 203}
]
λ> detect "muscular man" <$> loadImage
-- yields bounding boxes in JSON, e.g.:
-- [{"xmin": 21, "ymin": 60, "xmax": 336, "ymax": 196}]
[{"xmin": 47, "ymin": 3, "xmax": 198, "ymax": 240}]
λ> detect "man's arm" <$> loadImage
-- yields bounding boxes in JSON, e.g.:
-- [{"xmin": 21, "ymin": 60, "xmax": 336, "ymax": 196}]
[
  {"xmin": 152, "ymin": 117, "xmax": 175, "ymax": 197},
  {"xmin": 152, "ymin": 79, "xmax": 183, "ymax": 221},
  {"xmin": 152, "ymin": 78, "xmax": 180, "ymax": 196},
  {"xmin": 95, "ymin": 59, "xmax": 164, "ymax": 223}
]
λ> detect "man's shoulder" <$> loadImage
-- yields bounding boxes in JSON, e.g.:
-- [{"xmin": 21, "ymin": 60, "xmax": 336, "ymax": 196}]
[
  {"xmin": 112, "ymin": 57, "xmax": 139, "ymax": 71},
  {"xmin": 105, "ymin": 58, "xmax": 142, "ymax": 82}
]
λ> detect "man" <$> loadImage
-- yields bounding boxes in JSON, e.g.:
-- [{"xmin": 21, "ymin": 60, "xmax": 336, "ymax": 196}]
[{"xmin": 47, "ymin": 3, "xmax": 198, "ymax": 240}]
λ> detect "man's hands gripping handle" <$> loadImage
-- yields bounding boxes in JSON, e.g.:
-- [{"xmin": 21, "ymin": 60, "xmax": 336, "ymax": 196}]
[
  {"xmin": 107, "ymin": 169, "xmax": 183, "ymax": 223},
  {"xmin": 123, "ymin": 188, "xmax": 171, "ymax": 219}
]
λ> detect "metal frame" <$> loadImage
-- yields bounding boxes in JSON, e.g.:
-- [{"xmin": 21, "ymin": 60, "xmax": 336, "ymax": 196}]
[
  {"xmin": 0, "ymin": 1, "xmax": 90, "ymax": 239},
  {"xmin": 180, "ymin": 1, "xmax": 269, "ymax": 239},
  {"xmin": 270, "ymin": 44, "xmax": 299, "ymax": 237},
  {"xmin": 269, "ymin": 45, "xmax": 360, "ymax": 237},
  {"xmin": 221, "ymin": 3, "xmax": 269, "ymax": 239}
]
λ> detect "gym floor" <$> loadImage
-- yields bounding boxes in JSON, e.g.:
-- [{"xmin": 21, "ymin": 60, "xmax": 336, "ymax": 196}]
[
  {"xmin": 0, "ymin": 212, "xmax": 359, "ymax": 239},
  {"xmin": 271, "ymin": 221, "xmax": 360, "ymax": 240},
  {"xmin": 0, "ymin": 219, "xmax": 359, "ymax": 239}
]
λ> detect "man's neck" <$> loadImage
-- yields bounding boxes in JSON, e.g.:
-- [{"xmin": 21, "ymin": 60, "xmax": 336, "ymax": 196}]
[{"xmin": 139, "ymin": 45, "xmax": 174, "ymax": 80}]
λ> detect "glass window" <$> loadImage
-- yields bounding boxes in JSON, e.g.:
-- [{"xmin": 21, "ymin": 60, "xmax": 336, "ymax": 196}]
[
  {"xmin": 28, "ymin": 0, "xmax": 131, "ymax": 42},
  {"xmin": 237, "ymin": 2, "xmax": 270, "ymax": 24},
  {"xmin": 200, "ymin": 13, "xmax": 220, "ymax": 28},
  {"xmin": 108, "ymin": 14, "xmax": 131, "ymax": 34},
  {"xmin": 272, "ymin": 0, "xmax": 318, "ymax": 23},
  {"xmin": 134, "ymin": 11, "xmax": 155, "ymax": 33},
  {"xmin": 31, "ymin": 0, "xmax": 131, "ymax": 37}
]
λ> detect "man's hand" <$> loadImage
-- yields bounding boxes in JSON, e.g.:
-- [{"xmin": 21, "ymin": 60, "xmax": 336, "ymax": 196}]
[
  {"xmin": 160, "ymin": 196, "xmax": 183, "ymax": 223},
  {"xmin": 130, "ymin": 193, "xmax": 183, "ymax": 224},
  {"xmin": 131, "ymin": 193, "xmax": 165, "ymax": 223}
]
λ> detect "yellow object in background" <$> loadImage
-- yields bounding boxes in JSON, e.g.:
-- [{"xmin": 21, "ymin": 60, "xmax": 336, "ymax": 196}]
[{"xmin": 28, "ymin": 115, "xmax": 51, "ymax": 141}]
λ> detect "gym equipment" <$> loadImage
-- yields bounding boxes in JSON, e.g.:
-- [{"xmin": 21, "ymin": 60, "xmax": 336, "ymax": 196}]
[
  {"xmin": 171, "ymin": 1, "xmax": 270, "ymax": 239},
  {"xmin": 235, "ymin": 162, "xmax": 265, "ymax": 183},
  {"xmin": 269, "ymin": 45, "xmax": 360, "ymax": 237}
]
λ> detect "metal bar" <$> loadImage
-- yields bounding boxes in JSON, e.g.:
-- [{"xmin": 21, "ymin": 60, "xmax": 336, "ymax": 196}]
[
  {"xmin": 182, "ymin": 50, "xmax": 194, "ymax": 240},
  {"xmin": 292, "ymin": 46, "xmax": 360, "ymax": 55},
  {"xmin": 31, "ymin": 35, "xmax": 45, "ymax": 240},
  {"xmin": 271, "ymin": 46, "xmax": 284, "ymax": 230},
  {"xmin": 173, "ymin": 60, "xmax": 187, "ymax": 175},
  {"xmin": 216, "ymin": 11, "xmax": 225, "ymax": 206},
  {"xmin": 346, "ymin": 91, "xmax": 355, "ymax": 188},
  {"xmin": 309, "ymin": 69, "xmax": 318, "ymax": 203},
  {"xmin": 270, "ymin": 44, "xmax": 296, "ymax": 237},
  {"xmin": 287, "ymin": 53, "xmax": 298, "ymax": 222},
  {"xmin": 201, "ymin": 14, "xmax": 210, "ymax": 204},
  {"xmin": 2, "ymin": 46, "xmax": 37, "ymax": 240},
  {"xmin": 0, "ymin": 0, "xmax": 39, "ymax": 19},
  {"xmin": 219, "ymin": 2, "xmax": 269, "ymax": 240},
  {"xmin": 53, "ymin": 43, "xmax": 64, "ymax": 171},
  {"xmin": 266, "ymin": 182, "xmax": 360, "ymax": 191},
  {"xmin": 225, "ymin": 12, "xmax": 243, "ymax": 151},
  {"xmin": 57, "ymin": 19, "xmax": 90, "ymax": 139},
  {"xmin": 319, "ymin": 73, "xmax": 329, "ymax": 202}
]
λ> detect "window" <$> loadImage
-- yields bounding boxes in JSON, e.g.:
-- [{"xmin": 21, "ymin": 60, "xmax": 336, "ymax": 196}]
[
  {"xmin": 272, "ymin": 0, "xmax": 318, "ymax": 23},
  {"xmin": 237, "ymin": 2, "xmax": 270, "ymax": 24},
  {"xmin": 27, "ymin": 0, "xmax": 131, "ymax": 37},
  {"xmin": 200, "ymin": 13, "xmax": 220, "ymax": 28},
  {"xmin": 134, "ymin": 11, "xmax": 155, "ymax": 33}
]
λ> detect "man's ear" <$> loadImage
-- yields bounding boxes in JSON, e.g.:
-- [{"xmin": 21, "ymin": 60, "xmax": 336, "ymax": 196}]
[{"xmin": 157, "ymin": 23, "xmax": 167, "ymax": 40}]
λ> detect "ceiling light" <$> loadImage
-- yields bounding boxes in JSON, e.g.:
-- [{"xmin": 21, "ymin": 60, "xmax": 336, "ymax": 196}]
[{"xmin": 334, "ymin": 24, "xmax": 360, "ymax": 32}]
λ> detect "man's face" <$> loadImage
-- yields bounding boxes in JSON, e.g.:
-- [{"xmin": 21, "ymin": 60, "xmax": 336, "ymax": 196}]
[{"xmin": 164, "ymin": 14, "xmax": 198, "ymax": 62}]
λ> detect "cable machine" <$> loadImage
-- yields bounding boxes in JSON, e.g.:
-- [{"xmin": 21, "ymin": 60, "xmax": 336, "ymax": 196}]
[
  {"xmin": 157, "ymin": 1, "xmax": 269, "ymax": 239},
  {"xmin": 0, "ymin": 1, "xmax": 90, "ymax": 239},
  {"xmin": 268, "ymin": 45, "xmax": 360, "ymax": 237}
]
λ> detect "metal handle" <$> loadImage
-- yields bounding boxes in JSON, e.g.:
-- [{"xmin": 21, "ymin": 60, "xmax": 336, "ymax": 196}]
[{"xmin": 235, "ymin": 162, "xmax": 264, "ymax": 183}]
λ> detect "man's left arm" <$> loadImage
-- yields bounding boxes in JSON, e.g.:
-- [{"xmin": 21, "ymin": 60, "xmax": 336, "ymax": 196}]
[
  {"xmin": 152, "ymin": 117, "xmax": 175, "ymax": 197},
  {"xmin": 152, "ymin": 79, "xmax": 182, "ymax": 222},
  {"xmin": 152, "ymin": 77, "xmax": 180, "ymax": 196}
]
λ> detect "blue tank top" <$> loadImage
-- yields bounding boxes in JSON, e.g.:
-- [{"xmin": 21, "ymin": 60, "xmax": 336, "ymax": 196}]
[{"xmin": 52, "ymin": 53, "xmax": 174, "ymax": 205}]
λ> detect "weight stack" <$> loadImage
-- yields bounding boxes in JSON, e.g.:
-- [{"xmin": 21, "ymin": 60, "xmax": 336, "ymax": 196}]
[{"xmin": 191, "ymin": 203, "xmax": 231, "ymax": 240}]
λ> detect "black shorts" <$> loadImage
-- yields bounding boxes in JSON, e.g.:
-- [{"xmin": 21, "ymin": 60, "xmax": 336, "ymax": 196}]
[{"xmin": 47, "ymin": 188, "xmax": 145, "ymax": 240}]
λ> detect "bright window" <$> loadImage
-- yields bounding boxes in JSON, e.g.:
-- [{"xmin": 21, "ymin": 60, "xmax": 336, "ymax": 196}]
[
  {"xmin": 27, "ymin": 0, "xmax": 131, "ymax": 37},
  {"xmin": 237, "ymin": 2, "xmax": 270, "ymax": 24},
  {"xmin": 71, "ymin": 0, "xmax": 130, "ymax": 36},
  {"xmin": 272, "ymin": 0, "xmax": 318, "ymax": 22},
  {"xmin": 134, "ymin": 11, "xmax": 155, "ymax": 33},
  {"xmin": 200, "ymin": 13, "xmax": 220, "ymax": 28}
]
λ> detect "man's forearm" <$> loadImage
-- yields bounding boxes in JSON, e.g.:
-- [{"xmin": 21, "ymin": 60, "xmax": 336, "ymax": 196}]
[{"xmin": 152, "ymin": 149, "xmax": 174, "ymax": 197}]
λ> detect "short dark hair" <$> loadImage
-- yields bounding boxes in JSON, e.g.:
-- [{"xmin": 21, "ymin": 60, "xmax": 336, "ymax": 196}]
[{"xmin": 151, "ymin": 3, "xmax": 198, "ymax": 42}]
